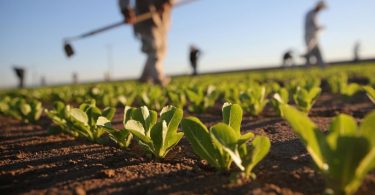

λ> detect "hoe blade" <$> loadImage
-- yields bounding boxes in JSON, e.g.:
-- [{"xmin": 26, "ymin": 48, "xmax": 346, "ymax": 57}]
[{"xmin": 64, "ymin": 42, "xmax": 74, "ymax": 57}]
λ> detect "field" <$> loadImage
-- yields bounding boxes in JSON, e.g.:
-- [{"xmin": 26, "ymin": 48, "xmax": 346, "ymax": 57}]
[{"xmin": 1, "ymin": 63, "xmax": 375, "ymax": 194}]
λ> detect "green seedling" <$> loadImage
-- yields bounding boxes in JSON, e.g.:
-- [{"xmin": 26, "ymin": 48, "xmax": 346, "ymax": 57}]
[
  {"xmin": 86, "ymin": 86, "xmax": 134, "ymax": 107},
  {"xmin": 123, "ymin": 105, "xmax": 184, "ymax": 159},
  {"xmin": 327, "ymin": 74, "xmax": 347, "ymax": 94},
  {"xmin": 45, "ymin": 101, "xmax": 79, "ymax": 137},
  {"xmin": 340, "ymin": 83, "xmax": 362, "ymax": 100},
  {"xmin": 271, "ymin": 88, "xmax": 289, "ymax": 116},
  {"xmin": 47, "ymin": 100, "xmax": 115, "ymax": 142},
  {"xmin": 327, "ymin": 74, "xmax": 362, "ymax": 100},
  {"xmin": 0, "ymin": 96, "xmax": 11, "ymax": 115},
  {"xmin": 286, "ymin": 78, "xmax": 321, "ymax": 95},
  {"xmin": 98, "ymin": 107, "xmax": 134, "ymax": 148},
  {"xmin": 363, "ymin": 86, "xmax": 375, "ymax": 104},
  {"xmin": 224, "ymin": 87, "xmax": 241, "ymax": 104},
  {"xmin": 186, "ymin": 85, "xmax": 220, "ymax": 113},
  {"xmin": 281, "ymin": 104, "xmax": 375, "ymax": 195},
  {"xmin": 140, "ymin": 87, "xmax": 168, "ymax": 111},
  {"xmin": 293, "ymin": 86, "xmax": 321, "ymax": 112},
  {"xmin": 167, "ymin": 90, "xmax": 187, "ymax": 109},
  {"xmin": 182, "ymin": 103, "xmax": 270, "ymax": 179},
  {"xmin": 4, "ymin": 97, "xmax": 43, "ymax": 123},
  {"xmin": 239, "ymin": 85, "xmax": 269, "ymax": 116}
]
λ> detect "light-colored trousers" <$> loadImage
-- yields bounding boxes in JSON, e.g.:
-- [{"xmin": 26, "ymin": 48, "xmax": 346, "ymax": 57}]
[
  {"xmin": 305, "ymin": 34, "xmax": 325, "ymax": 67},
  {"xmin": 305, "ymin": 44, "xmax": 325, "ymax": 67},
  {"xmin": 134, "ymin": 10, "xmax": 171, "ymax": 83}
]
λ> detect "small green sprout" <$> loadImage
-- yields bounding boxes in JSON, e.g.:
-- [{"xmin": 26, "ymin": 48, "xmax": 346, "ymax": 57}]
[
  {"xmin": 281, "ymin": 104, "xmax": 375, "ymax": 195},
  {"xmin": 293, "ymin": 86, "xmax": 321, "ymax": 112},
  {"xmin": 123, "ymin": 105, "xmax": 184, "ymax": 159},
  {"xmin": 182, "ymin": 103, "xmax": 270, "ymax": 179}
]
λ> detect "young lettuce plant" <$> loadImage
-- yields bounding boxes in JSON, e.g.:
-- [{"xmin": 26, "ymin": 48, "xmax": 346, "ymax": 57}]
[
  {"xmin": 266, "ymin": 81, "xmax": 281, "ymax": 94},
  {"xmin": 97, "ymin": 107, "xmax": 134, "ymax": 148},
  {"xmin": 215, "ymin": 103, "xmax": 271, "ymax": 179},
  {"xmin": 90, "ymin": 86, "xmax": 116, "ymax": 107},
  {"xmin": 327, "ymin": 74, "xmax": 361, "ymax": 100},
  {"xmin": 280, "ymin": 104, "xmax": 375, "ymax": 195},
  {"xmin": 340, "ymin": 83, "xmax": 362, "ymax": 100},
  {"xmin": 140, "ymin": 87, "xmax": 168, "ymax": 111},
  {"xmin": 327, "ymin": 74, "xmax": 347, "ymax": 94},
  {"xmin": 45, "ymin": 101, "xmax": 79, "ymax": 137},
  {"xmin": 293, "ymin": 86, "xmax": 321, "ymax": 112},
  {"xmin": 50, "ymin": 87, "xmax": 73, "ymax": 102},
  {"xmin": 363, "ymin": 86, "xmax": 375, "ymax": 104},
  {"xmin": 0, "ymin": 96, "xmax": 11, "ymax": 115},
  {"xmin": 167, "ymin": 90, "xmax": 187, "ymax": 109},
  {"xmin": 224, "ymin": 87, "xmax": 241, "ymax": 104},
  {"xmin": 182, "ymin": 103, "xmax": 270, "ymax": 179},
  {"xmin": 186, "ymin": 85, "xmax": 220, "ymax": 113},
  {"xmin": 304, "ymin": 78, "xmax": 321, "ymax": 91},
  {"xmin": 76, "ymin": 100, "xmax": 116, "ymax": 142},
  {"xmin": 185, "ymin": 86, "xmax": 205, "ymax": 113},
  {"xmin": 204, "ymin": 85, "xmax": 221, "ymax": 110},
  {"xmin": 239, "ymin": 85, "xmax": 269, "ymax": 116},
  {"xmin": 123, "ymin": 105, "xmax": 184, "ymax": 159},
  {"xmin": 88, "ymin": 86, "xmax": 137, "ymax": 108},
  {"xmin": 286, "ymin": 78, "xmax": 321, "ymax": 95},
  {"xmin": 6, "ymin": 97, "xmax": 43, "ymax": 124},
  {"xmin": 47, "ymin": 100, "xmax": 115, "ymax": 142},
  {"xmin": 270, "ymin": 88, "xmax": 289, "ymax": 117}
]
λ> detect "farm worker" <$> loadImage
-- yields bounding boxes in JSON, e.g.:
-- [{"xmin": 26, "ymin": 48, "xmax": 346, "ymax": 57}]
[
  {"xmin": 189, "ymin": 45, "xmax": 201, "ymax": 76},
  {"xmin": 13, "ymin": 67, "xmax": 25, "ymax": 88},
  {"xmin": 119, "ymin": 0, "xmax": 173, "ymax": 86},
  {"xmin": 303, "ymin": 1, "xmax": 327, "ymax": 67},
  {"xmin": 353, "ymin": 41, "xmax": 361, "ymax": 63},
  {"xmin": 282, "ymin": 50, "xmax": 295, "ymax": 67}
]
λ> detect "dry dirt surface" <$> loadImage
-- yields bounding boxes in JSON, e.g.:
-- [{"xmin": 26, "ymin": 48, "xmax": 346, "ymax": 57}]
[{"xmin": 1, "ymin": 92, "xmax": 375, "ymax": 195}]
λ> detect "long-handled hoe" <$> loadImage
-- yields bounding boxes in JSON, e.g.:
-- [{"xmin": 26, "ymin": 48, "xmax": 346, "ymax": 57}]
[{"xmin": 63, "ymin": 0, "xmax": 197, "ymax": 58}]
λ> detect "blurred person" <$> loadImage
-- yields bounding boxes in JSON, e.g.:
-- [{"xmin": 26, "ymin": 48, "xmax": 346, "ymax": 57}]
[
  {"xmin": 353, "ymin": 41, "xmax": 361, "ymax": 63},
  {"xmin": 104, "ymin": 72, "xmax": 111, "ymax": 82},
  {"xmin": 13, "ymin": 67, "xmax": 25, "ymax": 88},
  {"xmin": 40, "ymin": 76, "xmax": 46, "ymax": 87},
  {"xmin": 73, "ymin": 72, "xmax": 78, "ymax": 84},
  {"xmin": 189, "ymin": 45, "xmax": 201, "ymax": 76},
  {"xmin": 282, "ymin": 50, "xmax": 295, "ymax": 67},
  {"xmin": 119, "ymin": 0, "xmax": 173, "ymax": 86},
  {"xmin": 303, "ymin": 1, "xmax": 327, "ymax": 67}
]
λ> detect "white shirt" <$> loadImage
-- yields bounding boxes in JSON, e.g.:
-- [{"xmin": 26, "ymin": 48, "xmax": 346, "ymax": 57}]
[{"xmin": 305, "ymin": 9, "xmax": 322, "ymax": 51}]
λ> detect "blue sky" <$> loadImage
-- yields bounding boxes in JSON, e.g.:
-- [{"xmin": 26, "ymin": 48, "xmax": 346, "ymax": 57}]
[{"xmin": 0, "ymin": 0, "xmax": 374, "ymax": 88}]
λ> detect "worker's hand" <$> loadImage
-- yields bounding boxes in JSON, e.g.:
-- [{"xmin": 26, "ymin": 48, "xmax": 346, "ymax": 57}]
[{"xmin": 122, "ymin": 8, "xmax": 136, "ymax": 24}]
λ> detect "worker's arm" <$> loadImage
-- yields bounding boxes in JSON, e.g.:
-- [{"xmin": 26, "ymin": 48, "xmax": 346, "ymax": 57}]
[{"xmin": 119, "ymin": 0, "xmax": 136, "ymax": 24}]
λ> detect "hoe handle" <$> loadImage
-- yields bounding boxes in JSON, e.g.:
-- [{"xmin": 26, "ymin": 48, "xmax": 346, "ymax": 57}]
[
  {"xmin": 66, "ymin": 0, "xmax": 197, "ymax": 41},
  {"xmin": 78, "ymin": 21, "xmax": 125, "ymax": 39}
]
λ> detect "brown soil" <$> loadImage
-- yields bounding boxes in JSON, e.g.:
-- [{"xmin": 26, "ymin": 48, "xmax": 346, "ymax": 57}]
[{"xmin": 1, "ymin": 93, "xmax": 375, "ymax": 195}]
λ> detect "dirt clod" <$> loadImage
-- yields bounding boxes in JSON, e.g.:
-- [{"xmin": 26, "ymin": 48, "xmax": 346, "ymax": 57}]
[
  {"xmin": 74, "ymin": 186, "xmax": 86, "ymax": 195},
  {"xmin": 101, "ymin": 169, "xmax": 116, "ymax": 178}
]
